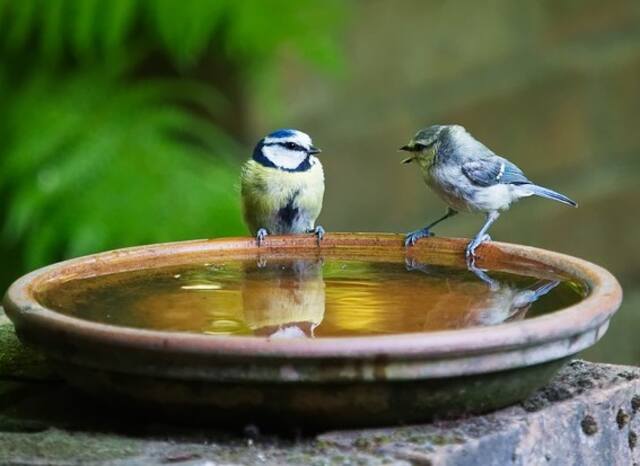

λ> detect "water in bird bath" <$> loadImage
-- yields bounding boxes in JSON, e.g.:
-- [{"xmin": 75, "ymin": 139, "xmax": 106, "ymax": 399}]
[{"xmin": 36, "ymin": 257, "xmax": 587, "ymax": 337}]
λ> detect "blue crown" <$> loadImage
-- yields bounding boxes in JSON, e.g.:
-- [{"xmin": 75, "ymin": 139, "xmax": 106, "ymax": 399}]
[{"xmin": 267, "ymin": 128, "xmax": 297, "ymax": 139}]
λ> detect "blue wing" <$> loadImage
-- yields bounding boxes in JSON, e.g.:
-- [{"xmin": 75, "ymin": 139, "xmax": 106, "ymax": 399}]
[{"xmin": 462, "ymin": 156, "xmax": 530, "ymax": 187}]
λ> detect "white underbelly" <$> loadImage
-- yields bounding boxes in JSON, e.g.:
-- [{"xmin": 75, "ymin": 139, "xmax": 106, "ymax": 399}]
[
  {"xmin": 466, "ymin": 184, "xmax": 514, "ymax": 212},
  {"xmin": 424, "ymin": 168, "xmax": 514, "ymax": 213}
]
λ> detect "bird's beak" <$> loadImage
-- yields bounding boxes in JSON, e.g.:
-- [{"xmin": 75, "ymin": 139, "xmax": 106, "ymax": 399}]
[
  {"xmin": 399, "ymin": 144, "xmax": 416, "ymax": 163},
  {"xmin": 308, "ymin": 146, "xmax": 321, "ymax": 155}
]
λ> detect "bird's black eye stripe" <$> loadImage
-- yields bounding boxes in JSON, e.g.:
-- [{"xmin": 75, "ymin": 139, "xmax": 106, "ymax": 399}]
[
  {"xmin": 413, "ymin": 141, "xmax": 435, "ymax": 150},
  {"xmin": 279, "ymin": 141, "xmax": 305, "ymax": 151},
  {"xmin": 263, "ymin": 141, "xmax": 307, "ymax": 151}
]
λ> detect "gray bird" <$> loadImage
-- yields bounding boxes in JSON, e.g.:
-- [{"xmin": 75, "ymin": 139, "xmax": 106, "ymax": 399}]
[{"xmin": 400, "ymin": 124, "xmax": 577, "ymax": 262}]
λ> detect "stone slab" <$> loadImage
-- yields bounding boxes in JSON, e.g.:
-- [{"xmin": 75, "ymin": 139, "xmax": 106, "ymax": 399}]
[{"xmin": 1, "ymin": 310, "xmax": 638, "ymax": 465}]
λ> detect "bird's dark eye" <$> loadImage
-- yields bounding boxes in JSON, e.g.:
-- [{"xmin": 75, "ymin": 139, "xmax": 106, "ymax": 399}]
[{"xmin": 284, "ymin": 142, "xmax": 299, "ymax": 150}]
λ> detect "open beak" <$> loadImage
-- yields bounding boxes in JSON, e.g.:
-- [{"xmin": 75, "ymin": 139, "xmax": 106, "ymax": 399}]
[
  {"xmin": 399, "ymin": 145, "xmax": 415, "ymax": 163},
  {"xmin": 308, "ymin": 146, "xmax": 321, "ymax": 155}
]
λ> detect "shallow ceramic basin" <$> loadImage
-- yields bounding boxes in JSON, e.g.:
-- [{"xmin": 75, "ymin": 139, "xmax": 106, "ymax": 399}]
[{"xmin": 3, "ymin": 234, "xmax": 622, "ymax": 428}]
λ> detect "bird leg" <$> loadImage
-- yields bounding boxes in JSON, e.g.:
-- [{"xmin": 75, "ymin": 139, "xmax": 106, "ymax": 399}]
[
  {"xmin": 465, "ymin": 211, "xmax": 500, "ymax": 265},
  {"xmin": 405, "ymin": 208, "xmax": 457, "ymax": 247},
  {"xmin": 466, "ymin": 260, "xmax": 500, "ymax": 291},
  {"xmin": 255, "ymin": 228, "xmax": 269, "ymax": 247},
  {"xmin": 307, "ymin": 225, "xmax": 325, "ymax": 245}
]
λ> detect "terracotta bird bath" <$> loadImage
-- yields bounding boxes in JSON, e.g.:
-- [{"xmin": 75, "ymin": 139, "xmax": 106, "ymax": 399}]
[{"xmin": 2, "ymin": 234, "xmax": 622, "ymax": 428}]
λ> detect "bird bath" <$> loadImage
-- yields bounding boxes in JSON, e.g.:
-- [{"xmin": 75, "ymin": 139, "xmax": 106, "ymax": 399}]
[{"xmin": 3, "ymin": 234, "xmax": 622, "ymax": 428}]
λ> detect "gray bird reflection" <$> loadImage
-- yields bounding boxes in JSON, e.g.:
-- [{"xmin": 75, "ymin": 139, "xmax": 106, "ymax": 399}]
[
  {"xmin": 405, "ymin": 257, "xmax": 559, "ymax": 327},
  {"xmin": 241, "ymin": 258, "xmax": 325, "ymax": 339}
]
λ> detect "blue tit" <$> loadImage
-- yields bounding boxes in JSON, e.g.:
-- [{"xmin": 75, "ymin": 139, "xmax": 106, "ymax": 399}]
[
  {"xmin": 400, "ymin": 124, "xmax": 577, "ymax": 262},
  {"xmin": 241, "ymin": 129, "xmax": 325, "ymax": 246}
]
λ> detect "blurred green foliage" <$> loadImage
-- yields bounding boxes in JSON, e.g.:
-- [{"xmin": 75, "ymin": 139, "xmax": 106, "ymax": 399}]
[{"xmin": 0, "ymin": 0, "xmax": 345, "ymax": 283}]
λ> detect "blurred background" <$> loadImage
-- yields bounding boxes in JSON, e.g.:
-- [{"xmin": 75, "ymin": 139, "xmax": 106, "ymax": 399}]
[{"xmin": 0, "ymin": 0, "xmax": 638, "ymax": 363}]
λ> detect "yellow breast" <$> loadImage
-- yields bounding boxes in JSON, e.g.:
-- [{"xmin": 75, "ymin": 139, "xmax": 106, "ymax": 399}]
[{"xmin": 240, "ymin": 158, "xmax": 325, "ymax": 234}]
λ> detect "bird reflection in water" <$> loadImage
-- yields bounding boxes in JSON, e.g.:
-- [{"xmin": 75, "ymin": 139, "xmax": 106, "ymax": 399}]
[
  {"xmin": 405, "ymin": 257, "xmax": 560, "ymax": 327},
  {"xmin": 39, "ymin": 247, "xmax": 580, "ymax": 335},
  {"xmin": 241, "ymin": 258, "xmax": 325, "ymax": 338},
  {"xmin": 113, "ymin": 256, "xmax": 569, "ymax": 336}
]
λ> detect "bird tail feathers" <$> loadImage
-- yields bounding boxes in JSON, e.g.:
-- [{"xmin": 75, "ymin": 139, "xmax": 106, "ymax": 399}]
[{"xmin": 526, "ymin": 184, "xmax": 578, "ymax": 207}]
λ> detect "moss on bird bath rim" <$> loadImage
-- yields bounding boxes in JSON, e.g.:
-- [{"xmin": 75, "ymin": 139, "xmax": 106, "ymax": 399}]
[{"xmin": 0, "ymin": 310, "xmax": 51, "ymax": 381}]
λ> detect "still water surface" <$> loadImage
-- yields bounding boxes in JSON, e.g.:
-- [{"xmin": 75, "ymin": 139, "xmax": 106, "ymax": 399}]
[{"xmin": 38, "ymin": 258, "xmax": 587, "ymax": 338}]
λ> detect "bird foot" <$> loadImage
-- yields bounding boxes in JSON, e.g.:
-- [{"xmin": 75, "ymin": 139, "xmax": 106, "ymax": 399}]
[
  {"xmin": 404, "ymin": 256, "xmax": 419, "ymax": 271},
  {"xmin": 465, "ymin": 234, "xmax": 491, "ymax": 266},
  {"xmin": 256, "ymin": 228, "xmax": 268, "ymax": 247},
  {"xmin": 404, "ymin": 227, "xmax": 434, "ymax": 247},
  {"xmin": 256, "ymin": 256, "xmax": 268, "ymax": 268},
  {"xmin": 308, "ymin": 225, "xmax": 325, "ymax": 245}
]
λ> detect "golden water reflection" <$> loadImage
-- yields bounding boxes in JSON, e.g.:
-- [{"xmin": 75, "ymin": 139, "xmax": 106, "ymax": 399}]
[{"xmin": 38, "ymin": 257, "xmax": 585, "ymax": 338}]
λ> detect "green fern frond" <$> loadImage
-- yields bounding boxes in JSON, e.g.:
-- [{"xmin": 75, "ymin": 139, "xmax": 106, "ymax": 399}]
[
  {"xmin": 70, "ymin": 0, "xmax": 100, "ymax": 60},
  {"xmin": 0, "ymin": 69, "xmax": 245, "ymax": 268},
  {"xmin": 0, "ymin": 0, "xmax": 347, "ymax": 283},
  {"xmin": 0, "ymin": 0, "xmax": 345, "ymax": 71},
  {"xmin": 100, "ymin": 0, "xmax": 138, "ymax": 54},
  {"xmin": 2, "ymin": 0, "xmax": 38, "ymax": 51},
  {"xmin": 145, "ymin": 0, "xmax": 225, "ymax": 69},
  {"xmin": 40, "ymin": 0, "xmax": 65, "ymax": 62}
]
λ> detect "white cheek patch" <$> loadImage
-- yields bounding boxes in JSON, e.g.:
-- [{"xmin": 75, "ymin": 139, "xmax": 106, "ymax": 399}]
[{"xmin": 263, "ymin": 145, "xmax": 307, "ymax": 169}]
